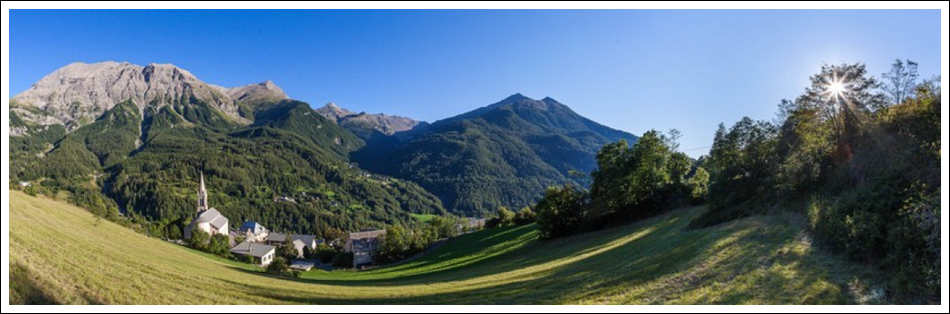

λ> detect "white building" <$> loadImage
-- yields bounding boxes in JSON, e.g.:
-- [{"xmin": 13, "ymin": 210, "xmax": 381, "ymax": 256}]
[
  {"xmin": 230, "ymin": 241, "xmax": 277, "ymax": 267},
  {"xmin": 184, "ymin": 173, "xmax": 229, "ymax": 240},
  {"xmin": 239, "ymin": 221, "xmax": 269, "ymax": 243}
]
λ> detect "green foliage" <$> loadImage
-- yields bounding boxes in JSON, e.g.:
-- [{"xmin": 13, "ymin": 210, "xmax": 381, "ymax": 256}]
[
  {"xmin": 302, "ymin": 245, "xmax": 315, "ymax": 259},
  {"xmin": 321, "ymin": 228, "xmax": 348, "ymax": 249},
  {"xmin": 354, "ymin": 95, "xmax": 637, "ymax": 216},
  {"xmin": 691, "ymin": 118, "xmax": 778, "ymax": 228},
  {"xmin": 698, "ymin": 63, "xmax": 940, "ymax": 302},
  {"xmin": 315, "ymin": 243, "xmax": 340, "ymax": 264},
  {"xmin": 513, "ymin": 207, "xmax": 537, "ymax": 225},
  {"xmin": 332, "ymin": 251, "xmax": 354, "ymax": 268},
  {"xmin": 186, "ymin": 228, "xmax": 210, "ymax": 251},
  {"xmin": 208, "ymin": 234, "xmax": 232, "ymax": 258},
  {"xmin": 265, "ymin": 257, "xmax": 299, "ymax": 277},
  {"xmin": 426, "ymin": 216, "xmax": 459, "ymax": 239},
  {"xmin": 535, "ymin": 184, "xmax": 588, "ymax": 239},
  {"xmin": 687, "ymin": 167, "xmax": 710, "ymax": 204},
  {"xmin": 497, "ymin": 207, "xmax": 515, "ymax": 226},
  {"xmin": 11, "ymin": 98, "xmax": 446, "ymax": 235},
  {"xmin": 278, "ymin": 236, "xmax": 298, "ymax": 260}
]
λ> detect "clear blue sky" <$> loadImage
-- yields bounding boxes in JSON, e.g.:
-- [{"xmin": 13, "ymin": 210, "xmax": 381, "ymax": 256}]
[{"xmin": 9, "ymin": 10, "xmax": 941, "ymax": 157}]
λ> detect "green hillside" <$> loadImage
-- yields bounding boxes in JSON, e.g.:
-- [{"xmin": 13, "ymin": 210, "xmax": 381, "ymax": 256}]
[
  {"xmin": 11, "ymin": 98, "xmax": 446, "ymax": 234},
  {"xmin": 354, "ymin": 94, "xmax": 639, "ymax": 216},
  {"xmin": 11, "ymin": 191, "xmax": 883, "ymax": 305}
]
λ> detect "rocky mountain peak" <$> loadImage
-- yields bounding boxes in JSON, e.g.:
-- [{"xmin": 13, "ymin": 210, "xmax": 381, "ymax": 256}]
[
  {"xmin": 314, "ymin": 102, "xmax": 419, "ymax": 136},
  {"xmin": 10, "ymin": 61, "xmax": 267, "ymax": 129},
  {"xmin": 224, "ymin": 80, "xmax": 289, "ymax": 105}
]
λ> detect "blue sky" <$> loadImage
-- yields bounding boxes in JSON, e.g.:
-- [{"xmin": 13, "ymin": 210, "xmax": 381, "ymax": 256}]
[{"xmin": 9, "ymin": 10, "xmax": 941, "ymax": 157}]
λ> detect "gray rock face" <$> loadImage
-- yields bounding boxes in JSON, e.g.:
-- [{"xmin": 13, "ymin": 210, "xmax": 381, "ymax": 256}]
[
  {"xmin": 221, "ymin": 80, "xmax": 289, "ymax": 105},
  {"xmin": 10, "ymin": 61, "xmax": 287, "ymax": 131},
  {"xmin": 314, "ymin": 102, "xmax": 419, "ymax": 135}
]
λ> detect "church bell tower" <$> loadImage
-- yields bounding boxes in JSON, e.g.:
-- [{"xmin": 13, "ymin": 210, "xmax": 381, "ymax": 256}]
[{"xmin": 197, "ymin": 172, "xmax": 209, "ymax": 213}]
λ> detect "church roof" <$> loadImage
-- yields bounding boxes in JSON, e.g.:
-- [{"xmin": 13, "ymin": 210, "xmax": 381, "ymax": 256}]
[{"xmin": 194, "ymin": 208, "xmax": 228, "ymax": 229}]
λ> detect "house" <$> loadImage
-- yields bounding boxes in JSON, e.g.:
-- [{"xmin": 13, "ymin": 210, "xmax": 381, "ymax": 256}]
[
  {"xmin": 292, "ymin": 239, "xmax": 307, "ymax": 259},
  {"xmin": 238, "ymin": 221, "xmax": 269, "ymax": 243},
  {"xmin": 264, "ymin": 232, "xmax": 288, "ymax": 246},
  {"xmin": 184, "ymin": 173, "xmax": 229, "ymax": 240},
  {"xmin": 344, "ymin": 229, "xmax": 387, "ymax": 268},
  {"xmin": 266, "ymin": 232, "xmax": 320, "ymax": 258},
  {"xmin": 230, "ymin": 241, "xmax": 277, "ymax": 267},
  {"xmin": 292, "ymin": 234, "xmax": 320, "ymax": 250}
]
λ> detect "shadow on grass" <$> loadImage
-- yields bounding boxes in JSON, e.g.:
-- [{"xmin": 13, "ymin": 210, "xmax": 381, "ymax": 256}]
[
  {"xmin": 9, "ymin": 262, "xmax": 60, "ymax": 305},
  {"xmin": 221, "ymin": 207, "xmax": 853, "ymax": 304}
]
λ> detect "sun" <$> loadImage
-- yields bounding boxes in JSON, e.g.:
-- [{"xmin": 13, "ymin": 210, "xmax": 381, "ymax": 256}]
[{"xmin": 828, "ymin": 80, "xmax": 846, "ymax": 97}]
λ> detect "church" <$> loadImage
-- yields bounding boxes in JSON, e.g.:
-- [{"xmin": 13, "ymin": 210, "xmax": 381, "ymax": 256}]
[{"xmin": 183, "ymin": 172, "xmax": 229, "ymax": 240}]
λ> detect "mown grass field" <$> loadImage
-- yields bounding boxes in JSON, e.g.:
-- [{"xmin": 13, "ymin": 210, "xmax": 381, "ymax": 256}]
[{"xmin": 9, "ymin": 191, "xmax": 883, "ymax": 304}]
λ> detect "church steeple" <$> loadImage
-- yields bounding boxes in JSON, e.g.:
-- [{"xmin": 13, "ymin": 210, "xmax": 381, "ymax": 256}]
[{"xmin": 197, "ymin": 172, "xmax": 209, "ymax": 212}]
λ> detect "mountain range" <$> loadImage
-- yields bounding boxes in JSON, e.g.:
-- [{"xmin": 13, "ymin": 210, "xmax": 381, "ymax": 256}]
[{"xmin": 9, "ymin": 61, "xmax": 637, "ymax": 228}]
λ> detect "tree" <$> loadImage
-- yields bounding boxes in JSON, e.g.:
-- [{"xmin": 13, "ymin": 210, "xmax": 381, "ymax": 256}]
[
  {"xmin": 376, "ymin": 225, "xmax": 408, "ymax": 264},
  {"xmin": 535, "ymin": 184, "xmax": 588, "ymax": 239},
  {"xmin": 209, "ymin": 233, "xmax": 231, "ymax": 257},
  {"xmin": 426, "ymin": 216, "xmax": 458, "ymax": 239},
  {"xmin": 496, "ymin": 207, "xmax": 515, "ymax": 226},
  {"xmin": 625, "ymin": 130, "xmax": 672, "ymax": 209},
  {"xmin": 321, "ymin": 228, "xmax": 347, "ymax": 249},
  {"xmin": 166, "ymin": 224, "xmax": 182, "ymax": 240},
  {"xmin": 187, "ymin": 228, "xmax": 210, "ymax": 251},
  {"xmin": 668, "ymin": 152, "xmax": 692, "ymax": 186},
  {"xmin": 302, "ymin": 245, "xmax": 315, "ymax": 259},
  {"xmin": 315, "ymin": 243, "xmax": 339, "ymax": 264},
  {"xmin": 514, "ymin": 207, "xmax": 537, "ymax": 225},
  {"xmin": 266, "ymin": 256, "xmax": 290, "ymax": 275},
  {"xmin": 332, "ymin": 251, "xmax": 354, "ymax": 268},
  {"xmin": 794, "ymin": 63, "xmax": 885, "ymax": 162},
  {"xmin": 278, "ymin": 235, "xmax": 298, "ymax": 260},
  {"xmin": 687, "ymin": 167, "xmax": 710, "ymax": 204},
  {"xmin": 882, "ymin": 59, "xmax": 919, "ymax": 106},
  {"xmin": 665, "ymin": 128, "xmax": 682, "ymax": 152},
  {"xmin": 590, "ymin": 139, "xmax": 633, "ymax": 214}
]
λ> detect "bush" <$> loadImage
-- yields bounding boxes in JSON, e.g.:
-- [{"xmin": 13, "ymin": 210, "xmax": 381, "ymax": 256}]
[
  {"xmin": 535, "ymin": 184, "xmax": 588, "ymax": 239},
  {"xmin": 265, "ymin": 257, "xmax": 299, "ymax": 277},
  {"xmin": 513, "ymin": 207, "xmax": 537, "ymax": 225},
  {"xmin": 332, "ymin": 252, "xmax": 354, "ymax": 268},
  {"xmin": 315, "ymin": 243, "xmax": 339, "ymax": 264}
]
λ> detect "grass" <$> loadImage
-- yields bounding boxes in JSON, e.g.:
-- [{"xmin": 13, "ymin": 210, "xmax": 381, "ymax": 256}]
[
  {"xmin": 9, "ymin": 190, "xmax": 883, "ymax": 304},
  {"xmin": 409, "ymin": 213, "xmax": 436, "ymax": 222}
]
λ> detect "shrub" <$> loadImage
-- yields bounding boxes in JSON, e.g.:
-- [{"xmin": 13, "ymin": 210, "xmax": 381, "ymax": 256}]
[
  {"xmin": 332, "ymin": 252, "xmax": 354, "ymax": 268},
  {"xmin": 535, "ymin": 184, "xmax": 588, "ymax": 239}
]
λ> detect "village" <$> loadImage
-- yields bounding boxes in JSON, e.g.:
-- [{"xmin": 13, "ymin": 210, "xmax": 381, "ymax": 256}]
[{"xmin": 183, "ymin": 173, "xmax": 485, "ymax": 272}]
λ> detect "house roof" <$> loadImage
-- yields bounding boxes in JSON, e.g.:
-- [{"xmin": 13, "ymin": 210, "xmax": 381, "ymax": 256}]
[
  {"xmin": 266, "ymin": 232, "xmax": 287, "ymax": 242},
  {"xmin": 239, "ymin": 221, "xmax": 267, "ymax": 235},
  {"xmin": 348, "ymin": 229, "xmax": 386, "ymax": 240},
  {"xmin": 289, "ymin": 261, "xmax": 314, "ymax": 271},
  {"xmin": 292, "ymin": 234, "xmax": 317, "ymax": 245},
  {"xmin": 193, "ymin": 208, "xmax": 228, "ymax": 229},
  {"xmin": 230, "ymin": 241, "xmax": 276, "ymax": 258}
]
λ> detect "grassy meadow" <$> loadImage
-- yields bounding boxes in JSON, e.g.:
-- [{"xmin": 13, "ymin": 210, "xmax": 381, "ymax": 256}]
[{"xmin": 10, "ymin": 191, "xmax": 883, "ymax": 304}]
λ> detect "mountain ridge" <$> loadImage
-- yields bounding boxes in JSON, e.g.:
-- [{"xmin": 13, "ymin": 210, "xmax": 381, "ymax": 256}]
[{"xmin": 10, "ymin": 61, "xmax": 290, "ymax": 131}]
